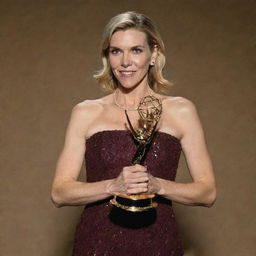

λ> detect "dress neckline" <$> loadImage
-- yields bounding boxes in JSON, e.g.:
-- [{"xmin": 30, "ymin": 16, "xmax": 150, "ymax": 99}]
[{"xmin": 86, "ymin": 129, "xmax": 181, "ymax": 145}]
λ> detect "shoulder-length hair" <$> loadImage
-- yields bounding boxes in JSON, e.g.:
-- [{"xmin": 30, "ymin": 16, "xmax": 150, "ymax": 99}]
[{"xmin": 93, "ymin": 11, "xmax": 172, "ymax": 93}]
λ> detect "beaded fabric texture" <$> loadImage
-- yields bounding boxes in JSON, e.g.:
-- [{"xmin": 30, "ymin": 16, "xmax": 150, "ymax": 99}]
[{"xmin": 72, "ymin": 130, "xmax": 184, "ymax": 256}]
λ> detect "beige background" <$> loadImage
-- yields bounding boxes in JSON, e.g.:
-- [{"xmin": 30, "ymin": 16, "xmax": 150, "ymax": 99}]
[{"xmin": 1, "ymin": 1, "xmax": 255, "ymax": 255}]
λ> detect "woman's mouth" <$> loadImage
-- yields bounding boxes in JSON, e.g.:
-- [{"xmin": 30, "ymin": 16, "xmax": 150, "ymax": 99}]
[{"xmin": 119, "ymin": 70, "xmax": 136, "ymax": 78}]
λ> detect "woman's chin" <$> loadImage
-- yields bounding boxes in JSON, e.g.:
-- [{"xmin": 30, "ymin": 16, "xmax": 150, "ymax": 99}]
[
  {"xmin": 117, "ymin": 78, "xmax": 147, "ymax": 91},
  {"xmin": 117, "ymin": 83, "xmax": 141, "ymax": 92}
]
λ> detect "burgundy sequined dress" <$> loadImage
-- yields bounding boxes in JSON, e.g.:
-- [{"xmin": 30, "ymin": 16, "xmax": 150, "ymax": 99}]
[{"xmin": 72, "ymin": 130, "xmax": 184, "ymax": 256}]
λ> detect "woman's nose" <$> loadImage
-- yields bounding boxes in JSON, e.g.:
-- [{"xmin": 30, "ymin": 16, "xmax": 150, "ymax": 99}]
[{"xmin": 121, "ymin": 53, "xmax": 131, "ymax": 67}]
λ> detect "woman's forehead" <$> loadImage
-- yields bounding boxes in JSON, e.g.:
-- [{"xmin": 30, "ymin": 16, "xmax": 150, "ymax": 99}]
[{"xmin": 110, "ymin": 29, "xmax": 148, "ymax": 48}]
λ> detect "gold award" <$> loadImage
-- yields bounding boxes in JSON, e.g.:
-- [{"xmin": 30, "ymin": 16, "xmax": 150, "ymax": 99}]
[{"xmin": 110, "ymin": 95, "xmax": 162, "ymax": 212}]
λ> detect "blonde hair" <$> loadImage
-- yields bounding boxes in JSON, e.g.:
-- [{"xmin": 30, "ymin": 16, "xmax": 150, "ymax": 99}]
[{"xmin": 93, "ymin": 11, "xmax": 172, "ymax": 93}]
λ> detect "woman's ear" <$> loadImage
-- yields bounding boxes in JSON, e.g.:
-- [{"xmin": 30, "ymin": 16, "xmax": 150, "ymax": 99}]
[{"xmin": 150, "ymin": 45, "xmax": 158, "ymax": 65}]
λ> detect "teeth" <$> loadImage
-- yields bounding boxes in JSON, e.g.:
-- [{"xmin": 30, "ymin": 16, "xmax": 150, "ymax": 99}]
[{"xmin": 120, "ymin": 71, "xmax": 134, "ymax": 74}]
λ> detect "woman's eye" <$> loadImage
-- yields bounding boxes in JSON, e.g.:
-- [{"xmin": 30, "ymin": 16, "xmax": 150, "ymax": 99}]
[
  {"xmin": 110, "ymin": 49, "xmax": 120, "ymax": 55},
  {"xmin": 133, "ymin": 48, "xmax": 142, "ymax": 53}
]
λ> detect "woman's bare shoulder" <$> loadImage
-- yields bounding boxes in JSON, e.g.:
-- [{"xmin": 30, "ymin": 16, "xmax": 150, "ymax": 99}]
[
  {"xmin": 72, "ymin": 95, "xmax": 112, "ymax": 115},
  {"xmin": 162, "ymin": 95, "xmax": 197, "ymax": 116},
  {"xmin": 159, "ymin": 96, "xmax": 200, "ymax": 140},
  {"xmin": 69, "ymin": 96, "xmax": 112, "ymax": 130}
]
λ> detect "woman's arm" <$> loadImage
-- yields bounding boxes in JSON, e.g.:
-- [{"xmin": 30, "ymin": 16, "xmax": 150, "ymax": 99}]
[
  {"xmin": 149, "ymin": 98, "xmax": 216, "ymax": 207},
  {"xmin": 51, "ymin": 102, "xmax": 114, "ymax": 207},
  {"xmin": 51, "ymin": 102, "xmax": 149, "ymax": 207}
]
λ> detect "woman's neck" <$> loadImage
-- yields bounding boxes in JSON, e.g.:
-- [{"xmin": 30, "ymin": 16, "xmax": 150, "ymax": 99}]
[{"xmin": 115, "ymin": 85, "xmax": 153, "ymax": 110}]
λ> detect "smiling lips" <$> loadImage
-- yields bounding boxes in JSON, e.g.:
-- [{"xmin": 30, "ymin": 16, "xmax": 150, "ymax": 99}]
[{"xmin": 119, "ymin": 70, "xmax": 136, "ymax": 78}]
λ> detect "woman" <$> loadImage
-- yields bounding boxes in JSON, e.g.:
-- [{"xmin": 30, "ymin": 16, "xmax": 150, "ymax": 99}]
[{"xmin": 51, "ymin": 11, "xmax": 216, "ymax": 255}]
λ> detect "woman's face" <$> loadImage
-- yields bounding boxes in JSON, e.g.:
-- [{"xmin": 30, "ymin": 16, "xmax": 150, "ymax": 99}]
[{"xmin": 108, "ymin": 29, "xmax": 156, "ymax": 90}]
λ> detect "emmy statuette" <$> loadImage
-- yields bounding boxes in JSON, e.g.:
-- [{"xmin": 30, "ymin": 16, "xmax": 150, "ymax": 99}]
[{"xmin": 110, "ymin": 95, "xmax": 162, "ymax": 212}]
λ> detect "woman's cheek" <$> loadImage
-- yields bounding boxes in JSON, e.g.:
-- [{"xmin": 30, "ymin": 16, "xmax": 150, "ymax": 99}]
[
  {"xmin": 109, "ymin": 58, "xmax": 118, "ymax": 69},
  {"xmin": 135, "ymin": 57, "xmax": 151, "ymax": 68}
]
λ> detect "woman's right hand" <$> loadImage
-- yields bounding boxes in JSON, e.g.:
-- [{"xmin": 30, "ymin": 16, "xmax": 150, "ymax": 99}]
[{"xmin": 107, "ymin": 164, "xmax": 149, "ymax": 195}]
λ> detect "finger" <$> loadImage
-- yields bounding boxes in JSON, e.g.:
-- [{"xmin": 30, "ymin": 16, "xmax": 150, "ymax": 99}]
[
  {"xmin": 126, "ymin": 176, "xmax": 149, "ymax": 183},
  {"xmin": 123, "ymin": 165, "xmax": 147, "ymax": 173},
  {"xmin": 126, "ymin": 183, "xmax": 148, "ymax": 189},
  {"xmin": 122, "ymin": 169, "xmax": 148, "ymax": 180},
  {"xmin": 127, "ymin": 187, "xmax": 148, "ymax": 194},
  {"xmin": 124, "ymin": 172, "xmax": 149, "ymax": 183},
  {"xmin": 125, "ymin": 171, "xmax": 148, "ymax": 179},
  {"xmin": 132, "ymin": 171, "xmax": 149, "ymax": 178},
  {"xmin": 134, "ymin": 164, "xmax": 147, "ymax": 172}
]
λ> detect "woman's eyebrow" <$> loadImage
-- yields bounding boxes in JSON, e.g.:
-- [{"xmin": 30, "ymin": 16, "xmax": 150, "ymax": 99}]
[{"xmin": 109, "ymin": 45, "xmax": 145, "ymax": 49}]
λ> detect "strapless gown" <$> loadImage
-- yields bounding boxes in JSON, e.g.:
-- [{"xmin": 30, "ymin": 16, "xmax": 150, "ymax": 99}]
[{"xmin": 72, "ymin": 130, "xmax": 184, "ymax": 256}]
